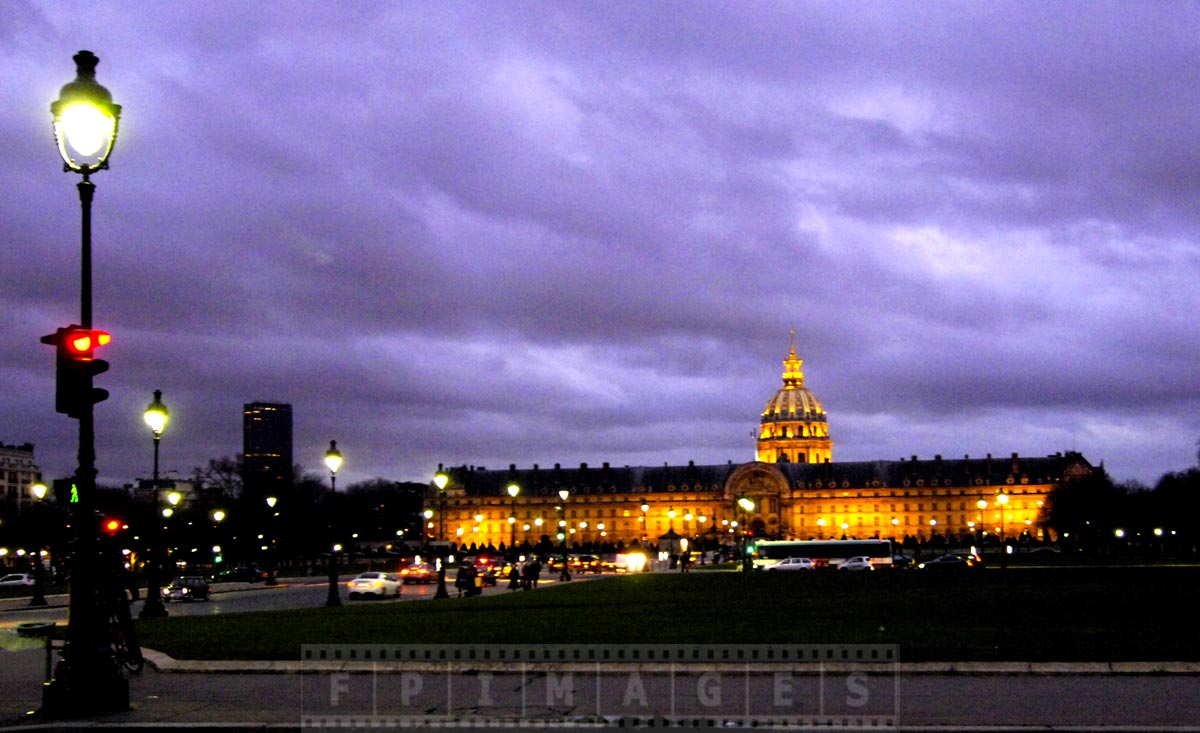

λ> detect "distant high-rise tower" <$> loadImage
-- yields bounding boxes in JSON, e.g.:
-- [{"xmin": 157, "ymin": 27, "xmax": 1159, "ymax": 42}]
[{"xmin": 243, "ymin": 402, "xmax": 293, "ymax": 496}]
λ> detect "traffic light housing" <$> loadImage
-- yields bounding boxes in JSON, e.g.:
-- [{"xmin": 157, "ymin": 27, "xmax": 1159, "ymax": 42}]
[{"xmin": 41, "ymin": 325, "xmax": 110, "ymax": 418}]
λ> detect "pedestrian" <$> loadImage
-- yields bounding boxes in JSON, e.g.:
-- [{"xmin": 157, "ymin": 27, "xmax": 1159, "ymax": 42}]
[
  {"xmin": 455, "ymin": 564, "xmax": 472, "ymax": 597},
  {"xmin": 530, "ymin": 559, "xmax": 542, "ymax": 588},
  {"xmin": 508, "ymin": 565, "xmax": 520, "ymax": 590}
]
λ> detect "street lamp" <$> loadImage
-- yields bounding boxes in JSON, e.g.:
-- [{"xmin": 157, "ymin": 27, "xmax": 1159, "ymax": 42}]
[
  {"xmin": 324, "ymin": 441, "xmax": 343, "ymax": 607},
  {"xmin": 140, "ymin": 390, "xmax": 169, "ymax": 619},
  {"xmin": 639, "ymin": 499, "xmax": 649, "ymax": 544},
  {"xmin": 43, "ymin": 50, "xmax": 125, "ymax": 716},
  {"xmin": 737, "ymin": 496, "xmax": 755, "ymax": 571},
  {"xmin": 264, "ymin": 496, "xmax": 278, "ymax": 585},
  {"xmin": 507, "ymin": 483, "xmax": 520, "ymax": 558},
  {"xmin": 433, "ymin": 472, "xmax": 450, "ymax": 599},
  {"xmin": 29, "ymin": 483, "xmax": 49, "ymax": 607},
  {"xmin": 559, "ymin": 489, "xmax": 571, "ymax": 581},
  {"xmin": 997, "ymin": 492, "xmax": 1010, "ymax": 570},
  {"xmin": 976, "ymin": 498, "xmax": 988, "ymax": 554}
]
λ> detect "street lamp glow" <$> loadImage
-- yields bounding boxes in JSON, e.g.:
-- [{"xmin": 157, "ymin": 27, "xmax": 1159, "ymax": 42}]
[
  {"xmin": 433, "ymin": 473, "xmax": 448, "ymax": 490},
  {"xmin": 559, "ymin": 489, "xmax": 570, "ymax": 502},
  {"xmin": 507, "ymin": 483, "xmax": 520, "ymax": 499},
  {"xmin": 212, "ymin": 510, "xmax": 225, "ymax": 523},
  {"xmin": 324, "ymin": 440, "xmax": 343, "ymax": 476},
  {"xmin": 737, "ymin": 497, "xmax": 755, "ymax": 512},
  {"xmin": 144, "ymin": 390, "xmax": 168, "ymax": 437},
  {"xmin": 51, "ymin": 51, "xmax": 121, "ymax": 174},
  {"xmin": 266, "ymin": 496, "xmax": 277, "ymax": 509},
  {"xmin": 31, "ymin": 483, "xmax": 48, "ymax": 500},
  {"xmin": 167, "ymin": 491, "xmax": 182, "ymax": 506}
]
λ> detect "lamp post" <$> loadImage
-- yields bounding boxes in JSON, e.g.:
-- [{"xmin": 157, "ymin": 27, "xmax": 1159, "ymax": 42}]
[
  {"xmin": 558, "ymin": 490, "xmax": 571, "ymax": 581},
  {"xmin": 639, "ymin": 499, "xmax": 649, "ymax": 544},
  {"xmin": 997, "ymin": 492, "xmax": 1010, "ymax": 570},
  {"xmin": 139, "ymin": 390, "xmax": 169, "ymax": 619},
  {"xmin": 265, "ymin": 496, "xmax": 278, "ymax": 585},
  {"xmin": 507, "ymin": 483, "xmax": 520, "ymax": 558},
  {"xmin": 737, "ymin": 496, "xmax": 755, "ymax": 571},
  {"xmin": 324, "ymin": 441, "xmax": 343, "ymax": 607},
  {"xmin": 29, "ymin": 483, "xmax": 49, "ymax": 607},
  {"xmin": 976, "ymin": 498, "xmax": 988, "ymax": 554},
  {"xmin": 44, "ymin": 50, "xmax": 125, "ymax": 717},
  {"xmin": 432, "ymin": 472, "xmax": 451, "ymax": 599}
]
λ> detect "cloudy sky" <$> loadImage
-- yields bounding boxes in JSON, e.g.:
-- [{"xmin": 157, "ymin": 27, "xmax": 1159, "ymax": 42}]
[{"xmin": 2, "ymin": 2, "xmax": 1198, "ymax": 490}]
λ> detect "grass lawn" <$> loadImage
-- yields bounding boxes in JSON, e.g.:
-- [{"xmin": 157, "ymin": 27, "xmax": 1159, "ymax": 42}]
[{"xmin": 135, "ymin": 566, "xmax": 1199, "ymax": 662}]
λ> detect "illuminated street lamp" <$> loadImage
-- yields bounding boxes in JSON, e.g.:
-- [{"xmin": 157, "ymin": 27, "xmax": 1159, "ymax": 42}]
[
  {"xmin": 558, "ymin": 489, "xmax": 571, "ymax": 581},
  {"xmin": 997, "ymin": 492, "xmax": 1010, "ymax": 570},
  {"xmin": 264, "ymin": 496, "xmax": 278, "ymax": 585},
  {"xmin": 433, "ymin": 472, "xmax": 450, "ymax": 600},
  {"xmin": 140, "ymin": 390, "xmax": 170, "ymax": 619},
  {"xmin": 43, "ymin": 50, "xmax": 125, "ymax": 716},
  {"xmin": 29, "ymin": 483, "xmax": 49, "ymax": 607},
  {"xmin": 507, "ymin": 483, "xmax": 520, "ymax": 557},
  {"xmin": 640, "ymin": 499, "xmax": 649, "ymax": 543},
  {"xmin": 737, "ymin": 496, "xmax": 755, "ymax": 571},
  {"xmin": 324, "ymin": 441, "xmax": 343, "ymax": 607}
]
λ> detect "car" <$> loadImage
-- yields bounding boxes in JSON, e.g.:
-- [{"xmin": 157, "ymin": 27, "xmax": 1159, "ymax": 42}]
[
  {"xmin": 346, "ymin": 572, "xmax": 402, "ymax": 599},
  {"xmin": 162, "ymin": 576, "xmax": 210, "ymax": 602},
  {"xmin": 837, "ymin": 556, "xmax": 875, "ymax": 571},
  {"xmin": 399, "ymin": 563, "xmax": 436, "ymax": 584},
  {"xmin": 211, "ymin": 565, "xmax": 268, "ymax": 583},
  {"xmin": 569, "ymin": 554, "xmax": 602, "ymax": 574},
  {"xmin": 0, "ymin": 573, "xmax": 35, "ymax": 587},
  {"xmin": 767, "ymin": 557, "xmax": 815, "ymax": 571},
  {"xmin": 891, "ymin": 554, "xmax": 913, "ymax": 569},
  {"xmin": 917, "ymin": 553, "xmax": 982, "ymax": 570}
]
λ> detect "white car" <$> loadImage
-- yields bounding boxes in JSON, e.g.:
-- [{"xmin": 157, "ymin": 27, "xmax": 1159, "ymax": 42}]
[
  {"xmin": 0, "ymin": 573, "xmax": 35, "ymax": 586},
  {"xmin": 767, "ymin": 557, "xmax": 815, "ymax": 571},
  {"xmin": 837, "ymin": 556, "xmax": 875, "ymax": 571},
  {"xmin": 346, "ymin": 572, "xmax": 402, "ymax": 599}
]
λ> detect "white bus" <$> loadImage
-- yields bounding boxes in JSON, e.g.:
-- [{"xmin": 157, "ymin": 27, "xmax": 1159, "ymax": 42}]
[{"xmin": 749, "ymin": 539, "xmax": 895, "ymax": 570}]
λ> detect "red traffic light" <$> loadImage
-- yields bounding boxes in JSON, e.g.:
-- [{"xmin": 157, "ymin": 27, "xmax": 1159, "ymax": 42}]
[
  {"xmin": 101, "ymin": 517, "xmax": 125, "ymax": 534},
  {"xmin": 65, "ymin": 329, "xmax": 110, "ymax": 360}
]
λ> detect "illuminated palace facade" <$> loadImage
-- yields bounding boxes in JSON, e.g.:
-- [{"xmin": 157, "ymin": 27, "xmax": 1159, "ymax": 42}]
[{"xmin": 430, "ymin": 336, "xmax": 1093, "ymax": 549}]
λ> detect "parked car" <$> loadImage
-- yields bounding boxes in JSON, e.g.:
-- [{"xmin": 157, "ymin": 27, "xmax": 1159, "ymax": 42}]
[
  {"xmin": 399, "ymin": 563, "xmax": 436, "ymax": 584},
  {"xmin": 837, "ymin": 556, "xmax": 875, "ymax": 571},
  {"xmin": 918, "ymin": 553, "xmax": 982, "ymax": 570},
  {"xmin": 347, "ymin": 572, "xmax": 402, "ymax": 599},
  {"xmin": 211, "ymin": 565, "xmax": 268, "ymax": 583},
  {"xmin": 0, "ymin": 573, "xmax": 35, "ymax": 586},
  {"xmin": 162, "ymin": 576, "xmax": 210, "ymax": 602},
  {"xmin": 767, "ymin": 557, "xmax": 815, "ymax": 571}
]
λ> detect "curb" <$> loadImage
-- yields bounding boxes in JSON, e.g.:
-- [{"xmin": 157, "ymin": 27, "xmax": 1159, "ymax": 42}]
[{"xmin": 142, "ymin": 648, "xmax": 1200, "ymax": 676}]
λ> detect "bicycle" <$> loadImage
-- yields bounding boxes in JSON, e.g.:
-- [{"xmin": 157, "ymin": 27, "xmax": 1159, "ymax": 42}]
[{"xmin": 105, "ymin": 580, "xmax": 144, "ymax": 674}]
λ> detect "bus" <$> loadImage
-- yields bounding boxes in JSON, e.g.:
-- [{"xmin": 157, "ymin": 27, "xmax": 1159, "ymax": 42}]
[{"xmin": 749, "ymin": 539, "xmax": 895, "ymax": 570}]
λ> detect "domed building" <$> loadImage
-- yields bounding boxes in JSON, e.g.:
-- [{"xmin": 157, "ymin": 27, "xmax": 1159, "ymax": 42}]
[
  {"xmin": 428, "ymin": 334, "xmax": 1093, "ymax": 551},
  {"xmin": 756, "ymin": 331, "xmax": 832, "ymax": 465}
]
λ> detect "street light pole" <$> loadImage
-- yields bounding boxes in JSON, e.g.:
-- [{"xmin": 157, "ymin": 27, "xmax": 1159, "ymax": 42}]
[
  {"xmin": 265, "ymin": 496, "xmax": 278, "ymax": 585},
  {"xmin": 43, "ymin": 50, "xmax": 125, "ymax": 717},
  {"xmin": 324, "ymin": 441, "xmax": 342, "ymax": 607},
  {"xmin": 559, "ymin": 489, "xmax": 571, "ymax": 581},
  {"xmin": 140, "ymin": 390, "xmax": 169, "ymax": 619},
  {"xmin": 29, "ymin": 483, "xmax": 49, "ymax": 607},
  {"xmin": 997, "ymin": 492, "xmax": 1010, "ymax": 571},
  {"xmin": 507, "ymin": 483, "xmax": 520, "ymax": 558},
  {"xmin": 433, "ymin": 472, "xmax": 450, "ymax": 599}
]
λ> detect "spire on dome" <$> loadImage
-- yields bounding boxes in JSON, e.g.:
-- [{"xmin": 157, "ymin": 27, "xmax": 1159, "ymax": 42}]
[{"xmin": 781, "ymin": 329, "xmax": 804, "ymax": 388}]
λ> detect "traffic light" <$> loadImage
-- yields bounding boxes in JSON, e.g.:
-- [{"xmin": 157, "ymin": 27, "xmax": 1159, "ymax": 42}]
[
  {"xmin": 41, "ymin": 325, "xmax": 111, "ymax": 418},
  {"xmin": 101, "ymin": 516, "xmax": 125, "ymax": 535}
]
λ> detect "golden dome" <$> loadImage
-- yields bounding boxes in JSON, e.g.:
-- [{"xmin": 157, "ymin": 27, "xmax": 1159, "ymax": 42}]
[{"xmin": 762, "ymin": 332, "xmax": 826, "ymax": 419}]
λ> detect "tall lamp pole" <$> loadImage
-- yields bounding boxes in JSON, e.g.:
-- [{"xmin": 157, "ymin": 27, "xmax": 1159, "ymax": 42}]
[
  {"xmin": 507, "ymin": 483, "xmax": 520, "ymax": 558},
  {"xmin": 43, "ymin": 50, "xmax": 125, "ymax": 717},
  {"xmin": 997, "ymin": 492, "xmax": 1010, "ymax": 571},
  {"xmin": 433, "ymin": 472, "xmax": 450, "ymax": 599},
  {"xmin": 265, "ymin": 496, "xmax": 278, "ymax": 585},
  {"xmin": 324, "ymin": 441, "xmax": 343, "ymax": 607},
  {"xmin": 140, "ymin": 390, "xmax": 169, "ymax": 619},
  {"xmin": 29, "ymin": 483, "xmax": 50, "ymax": 607},
  {"xmin": 558, "ymin": 490, "xmax": 571, "ymax": 581},
  {"xmin": 738, "ymin": 496, "xmax": 756, "ymax": 571}
]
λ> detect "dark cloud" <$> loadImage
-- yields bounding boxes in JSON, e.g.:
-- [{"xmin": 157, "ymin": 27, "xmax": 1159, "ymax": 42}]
[{"xmin": 2, "ymin": 1, "xmax": 1198, "ymax": 490}]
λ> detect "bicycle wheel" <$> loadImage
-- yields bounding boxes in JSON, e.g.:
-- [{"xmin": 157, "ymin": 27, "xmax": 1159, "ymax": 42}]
[{"xmin": 110, "ymin": 614, "xmax": 145, "ymax": 674}]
